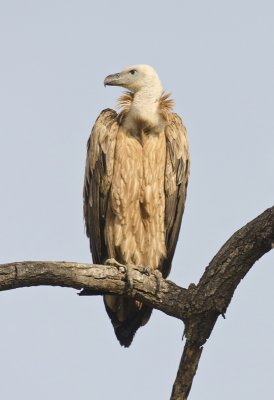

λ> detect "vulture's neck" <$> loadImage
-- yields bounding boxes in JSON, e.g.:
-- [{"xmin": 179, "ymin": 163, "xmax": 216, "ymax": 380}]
[{"xmin": 124, "ymin": 84, "xmax": 163, "ymax": 132}]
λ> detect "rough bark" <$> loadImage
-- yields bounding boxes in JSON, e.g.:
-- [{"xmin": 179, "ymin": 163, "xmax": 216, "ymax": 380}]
[{"xmin": 0, "ymin": 206, "xmax": 273, "ymax": 399}]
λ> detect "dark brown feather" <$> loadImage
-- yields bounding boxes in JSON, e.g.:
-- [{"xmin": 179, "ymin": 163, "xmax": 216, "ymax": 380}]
[
  {"xmin": 83, "ymin": 108, "xmax": 118, "ymax": 264},
  {"xmin": 162, "ymin": 113, "xmax": 190, "ymax": 278}
]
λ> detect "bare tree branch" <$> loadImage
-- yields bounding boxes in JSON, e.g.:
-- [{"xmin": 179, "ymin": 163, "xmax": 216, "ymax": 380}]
[
  {"xmin": 0, "ymin": 206, "xmax": 273, "ymax": 400},
  {"xmin": 0, "ymin": 261, "xmax": 188, "ymax": 318},
  {"xmin": 171, "ymin": 205, "xmax": 274, "ymax": 399}
]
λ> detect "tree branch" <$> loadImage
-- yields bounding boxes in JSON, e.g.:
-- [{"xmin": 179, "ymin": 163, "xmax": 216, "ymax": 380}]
[
  {"xmin": 0, "ymin": 206, "xmax": 273, "ymax": 400},
  {"xmin": 171, "ymin": 205, "xmax": 274, "ymax": 399},
  {"xmin": 0, "ymin": 261, "xmax": 188, "ymax": 319}
]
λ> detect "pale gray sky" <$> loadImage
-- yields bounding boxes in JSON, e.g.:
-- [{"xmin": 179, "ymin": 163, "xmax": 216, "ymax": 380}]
[{"xmin": 0, "ymin": 1, "xmax": 273, "ymax": 399}]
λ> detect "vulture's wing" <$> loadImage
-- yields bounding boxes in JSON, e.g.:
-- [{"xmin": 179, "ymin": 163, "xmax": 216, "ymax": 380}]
[
  {"xmin": 162, "ymin": 113, "xmax": 190, "ymax": 278},
  {"xmin": 83, "ymin": 108, "xmax": 119, "ymax": 263}
]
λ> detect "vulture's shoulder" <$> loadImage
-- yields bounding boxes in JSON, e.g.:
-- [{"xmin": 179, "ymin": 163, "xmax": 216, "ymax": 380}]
[
  {"xmin": 165, "ymin": 112, "xmax": 190, "ymax": 193},
  {"xmin": 85, "ymin": 108, "xmax": 119, "ymax": 175}
]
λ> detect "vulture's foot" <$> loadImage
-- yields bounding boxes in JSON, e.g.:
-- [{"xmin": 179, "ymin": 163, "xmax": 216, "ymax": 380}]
[
  {"xmin": 105, "ymin": 258, "xmax": 125, "ymax": 268},
  {"xmin": 141, "ymin": 265, "xmax": 153, "ymax": 276},
  {"xmin": 141, "ymin": 266, "xmax": 163, "ymax": 298},
  {"xmin": 105, "ymin": 258, "xmax": 127, "ymax": 274},
  {"xmin": 154, "ymin": 269, "xmax": 163, "ymax": 297},
  {"xmin": 123, "ymin": 264, "xmax": 135, "ymax": 293},
  {"xmin": 105, "ymin": 259, "xmax": 135, "ymax": 292}
]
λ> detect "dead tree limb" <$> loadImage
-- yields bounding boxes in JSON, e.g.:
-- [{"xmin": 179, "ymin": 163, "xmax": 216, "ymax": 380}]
[{"xmin": 0, "ymin": 206, "xmax": 273, "ymax": 400}]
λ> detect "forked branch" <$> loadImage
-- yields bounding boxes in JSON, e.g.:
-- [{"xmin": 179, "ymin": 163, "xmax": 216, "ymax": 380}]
[{"xmin": 0, "ymin": 206, "xmax": 273, "ymax": 400}]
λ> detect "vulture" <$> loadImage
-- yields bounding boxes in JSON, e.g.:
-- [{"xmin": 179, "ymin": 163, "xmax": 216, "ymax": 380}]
[{"xmin": 83, "ymin": 65, "xmax": 190, "ymax": 347}]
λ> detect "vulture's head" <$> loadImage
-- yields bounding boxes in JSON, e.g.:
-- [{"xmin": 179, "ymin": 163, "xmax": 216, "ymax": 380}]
[{"xmin": 104, "ymin": 64, "xmax": 162, "ymax": 93}]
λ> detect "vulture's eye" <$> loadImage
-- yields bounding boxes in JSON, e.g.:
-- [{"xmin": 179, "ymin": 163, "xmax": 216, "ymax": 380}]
[{"xmin": 129, "ymin": 69, "xmax": 137, "ymax": 75}]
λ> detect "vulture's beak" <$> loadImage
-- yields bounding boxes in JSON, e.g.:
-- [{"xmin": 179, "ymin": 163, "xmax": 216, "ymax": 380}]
[{"xmin": 104, "ymin": 73, "xmax": 122, "ymax": 87}]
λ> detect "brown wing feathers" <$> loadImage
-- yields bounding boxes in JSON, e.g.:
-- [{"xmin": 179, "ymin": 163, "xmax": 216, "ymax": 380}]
[{"xmin": 83, "ymin": 109, "xmax": 119, "ymax": 263}]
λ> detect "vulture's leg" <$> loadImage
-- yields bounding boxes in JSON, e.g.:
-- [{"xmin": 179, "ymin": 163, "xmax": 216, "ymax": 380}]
[
  {"xmin": 105, "ymin": 258, "xmax": 125, "ymax": 269},
  {"xmin": 154, "ymin": 269, "xmax": 163, "ymax": 295},
  {"xmin": 105, "ymin": 258, "xmax": 135, "ymax": 292},
  {"xmin": 105, "ymin": 259, "xmax": 163, "ymax": 295},
  {"xmin": 140, "ymin": 265, "xmax": 163, "ymax": 297}
]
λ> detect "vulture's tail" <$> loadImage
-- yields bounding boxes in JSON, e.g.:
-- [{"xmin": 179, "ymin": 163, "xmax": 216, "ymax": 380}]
[{"xmin": 104, "ymin": 295, "xmax": 153, "ymax": 347}]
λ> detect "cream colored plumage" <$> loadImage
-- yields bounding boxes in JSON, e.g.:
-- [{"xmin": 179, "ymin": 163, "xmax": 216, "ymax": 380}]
[{"xmin": 83, "ymin": 65, "xmax": 190, "ymax": 347}]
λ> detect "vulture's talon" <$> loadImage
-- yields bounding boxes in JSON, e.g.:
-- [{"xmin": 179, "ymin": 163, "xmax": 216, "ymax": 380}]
[
  {"xmin": 154, "ymin": 270, "xmax": 163, "ymax": 297},
  {"xmin": 141, "ymin": 265, "xmax": 162, "ymax": 297},
  {"xmin": 142, "ymin": 265, "xmax": 152, "ymax": 276},
  {"xmin": 105, "ymin": 258, "xmax": 124, "ymax": 267},
  {"xmin": 105, "ymin": 259, "xmax": 134, "ymax": 291},
  {"xmin": 105, "ymin": 258, "xmax": 125, "ymax": 272},
  {"xmin": 124, "ymin": 264, "xmax": 135, "ymax": 292}
]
